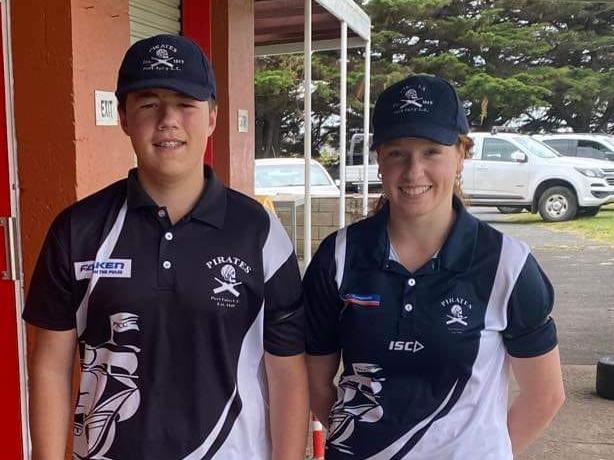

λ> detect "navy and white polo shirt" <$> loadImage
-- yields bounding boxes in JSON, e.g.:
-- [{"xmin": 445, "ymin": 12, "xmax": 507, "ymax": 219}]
[
  {"xmin": 303, "ymin": 199, "xmax": 557, "ymax": 460},
  {"xmin": 24, "ymin": 166, "xmax": 304, "ymax": 460}
]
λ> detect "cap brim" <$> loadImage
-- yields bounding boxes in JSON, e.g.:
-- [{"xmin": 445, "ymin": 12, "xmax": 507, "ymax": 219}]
[
  {"xmin": 371, "ymin": 121, "xmax": 459, "ymax": 150},
  {"xmin": 116, "ymin": 78, "xmax": 214, "ymax": 101}
]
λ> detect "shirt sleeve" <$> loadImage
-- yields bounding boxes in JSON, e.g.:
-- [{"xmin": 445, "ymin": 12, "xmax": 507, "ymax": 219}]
[
  {"xmin": 262, "ymin": 212, "xmax": 305, "ymax": 356},
  {"xmin": 22, "ymin": 211, "xmax": 76, "ymax": 330},
  {"xmin": 303, "ymin": 232, "xmax": 342, "ymax": 356},
  {"xmin": 503, "ymin": 253, "xmax": 557, "ymax": 358}
]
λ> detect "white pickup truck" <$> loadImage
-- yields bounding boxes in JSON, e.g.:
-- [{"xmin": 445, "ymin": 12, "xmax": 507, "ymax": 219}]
[
  {"xmin": 464, "ymin": 132, "xmax": 614, "ymax": 221},
  {"xmin": 345, "ymin": 133, "xmax": 380, "ymax": 191},
  {"xmin": 345, "ymin": 131, "xmax": 614, "ymax": 221}
]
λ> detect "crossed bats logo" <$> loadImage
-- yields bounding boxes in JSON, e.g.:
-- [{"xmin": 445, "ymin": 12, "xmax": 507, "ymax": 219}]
[
  {"xmin": 446, "ymin": 304, "xmax": 468, "ymax": 326},
  {"xmin": 143, "ymin": 46, "xmax": 176, "ymax": 70},
  {"xmin": 399, "ymin": 87, "xmax": 425, "ymax": 109},
  {"xmin": 213, "ymin": 264, "xmax": 243, "ymax": 297}
]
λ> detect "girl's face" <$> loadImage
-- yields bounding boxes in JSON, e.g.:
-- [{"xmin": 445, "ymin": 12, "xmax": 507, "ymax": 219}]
[{"xmin": 377, "ymin": 137, "xmax": 464, "ymax": 220}]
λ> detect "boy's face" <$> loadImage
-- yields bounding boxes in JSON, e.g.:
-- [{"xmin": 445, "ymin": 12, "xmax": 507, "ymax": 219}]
[{"xmin": 119, "ymin": 88, "xmax": 217, "ymax": 183}]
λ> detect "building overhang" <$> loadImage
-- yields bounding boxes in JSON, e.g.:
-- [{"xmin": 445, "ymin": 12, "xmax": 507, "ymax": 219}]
[{"xmin": 255, "ymin": 0, "xmax": 370, "ymax": 56}]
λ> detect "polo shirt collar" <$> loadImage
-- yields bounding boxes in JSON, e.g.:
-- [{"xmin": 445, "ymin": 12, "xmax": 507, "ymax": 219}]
[
  {"xmin": 353, "ymin": 202, "xmax": 390, "ymax": 270},
  {"xmin": 438, "ymin": 197, "xmax": 479, "ymax": 272},
  {"xmin": 354, "ymin": 196, "xmax": 478, "ymax": 273},
  {"xmin": 126, "ymin": 168, "xmax": 157, "ymax": 209},
  {"xmin": 126, "ymin": 166, "xmax": 227, "ymax": 229},
  {"xmin": 190, "ymin": 166, "xmax": 227, "ymax": 228}
]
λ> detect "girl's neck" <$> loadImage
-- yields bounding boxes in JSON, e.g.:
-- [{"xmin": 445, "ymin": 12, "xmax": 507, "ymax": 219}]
[{"xmin": 387, "ymin": 202, "xmax": 456, "ymax": 272}]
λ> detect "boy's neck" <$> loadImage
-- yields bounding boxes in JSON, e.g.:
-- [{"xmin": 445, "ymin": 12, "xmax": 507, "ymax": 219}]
[{"xmin": 137, "ymin": 168, "xmax": 206, "ymax": 224}]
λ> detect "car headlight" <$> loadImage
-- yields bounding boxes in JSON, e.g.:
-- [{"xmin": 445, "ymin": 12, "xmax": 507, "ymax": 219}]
[{"xmin": 575, "ymin": 167, "xmax": 606, "ymax": 178}]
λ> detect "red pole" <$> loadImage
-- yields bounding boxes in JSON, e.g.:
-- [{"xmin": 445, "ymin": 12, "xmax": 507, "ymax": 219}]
[{"xmin": 311, "ymin": 414, "xmax": 325, "ymax": 459}]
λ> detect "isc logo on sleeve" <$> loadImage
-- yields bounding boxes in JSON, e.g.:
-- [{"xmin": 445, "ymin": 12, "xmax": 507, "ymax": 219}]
[{"xmin": 74, "ymin": 259, "xmax": 132, "ymax": 280}]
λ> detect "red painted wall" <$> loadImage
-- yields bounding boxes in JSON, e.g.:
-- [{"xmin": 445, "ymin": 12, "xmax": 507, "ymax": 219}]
[
  {"xmin": 183, "ymin": 0, "xmax": 215, "ymax": 166},
  {"xmin": 183, "ymin": 0, "xmax": 256, "ymax": 197},
  {"xmin": 13, "ymin": 0, "xmax": 133, "ymax": 290},
  {"xmin": 72, "ymin": 0, "xmax": 134, "ymax": 199},
  {"xmin": 210, "ymin": 0, "xmax": 255, "ymax": 195},
  {"xmin": 12, "ymin": 2, "xmax": 134, "ymax": 457}
]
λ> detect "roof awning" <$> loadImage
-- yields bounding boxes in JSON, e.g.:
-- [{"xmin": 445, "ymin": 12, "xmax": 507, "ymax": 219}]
[
  {"xmin": 255, "ymin": 0, "xmax": 370, "ymax": 55},
  {"xmin": 254, "ymin": 0, "xmax": 372, "ymax": 263}
]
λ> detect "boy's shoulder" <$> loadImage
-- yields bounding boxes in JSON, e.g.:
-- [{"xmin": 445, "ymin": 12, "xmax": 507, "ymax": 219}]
[{"xmin": 51, "ymin": 178, "xmax": 127, "ymax": 236}]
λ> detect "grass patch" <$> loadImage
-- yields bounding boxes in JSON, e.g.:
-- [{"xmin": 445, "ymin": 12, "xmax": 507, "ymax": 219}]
[{"xmin": 506, "ymin": 203, "xmax": 614, "ymax": 245}]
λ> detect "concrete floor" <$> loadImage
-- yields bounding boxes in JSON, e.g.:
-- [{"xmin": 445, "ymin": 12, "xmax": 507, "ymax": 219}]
[{"xmin": 477, "ymin": 207, "xmax": 614, "ymax": 460}]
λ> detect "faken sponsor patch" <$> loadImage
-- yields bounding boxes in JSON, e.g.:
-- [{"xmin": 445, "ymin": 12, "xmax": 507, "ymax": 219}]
[{"xmin": 74, "ymin": 259, "xmax": 132, "ymax": 281}]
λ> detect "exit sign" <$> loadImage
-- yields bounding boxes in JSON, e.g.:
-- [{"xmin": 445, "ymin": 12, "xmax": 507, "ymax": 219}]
[{"xmin": 95, "ymin": 90, "xmax": 118, "ymax": 126}]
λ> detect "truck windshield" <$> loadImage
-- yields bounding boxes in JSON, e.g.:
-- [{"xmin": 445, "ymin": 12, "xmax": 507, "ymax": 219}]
[
  {"xmin": 255, "ymin": 164, "xmax": 332, "ymax": 187},
  {"xmin": 513, "ymin": 136, "xmax": 560, "ymax": 159},
  {"xmin": 596, "ymin": 136, "xmax": 614, "ymax": 152}
]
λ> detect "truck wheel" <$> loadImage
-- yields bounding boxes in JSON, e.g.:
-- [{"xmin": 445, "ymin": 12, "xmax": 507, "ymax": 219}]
[
  {"xmin": 578, "ymin": 206, "xmax": 600, "ymax": 217},
  {"xmin": 596, "ymin": 356, "xmax": 614, "ymax": 400},
  {"xmin": 538, "ymin": 186, "xmax": 578, "ymax": 222},
  {"xmin": 497, "ymin": 206, "xmax": 523, "ymax": 214}
]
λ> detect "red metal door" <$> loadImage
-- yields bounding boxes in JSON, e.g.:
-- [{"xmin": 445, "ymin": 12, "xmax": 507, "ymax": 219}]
[{"xmin": 0, "ymin": 1, "xmax": 25, "ymax": 458}]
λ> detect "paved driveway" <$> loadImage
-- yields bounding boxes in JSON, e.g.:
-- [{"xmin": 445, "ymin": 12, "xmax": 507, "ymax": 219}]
[{"xmin": 470, "ymin": 207, "xmax": 614, "ymax": 460}]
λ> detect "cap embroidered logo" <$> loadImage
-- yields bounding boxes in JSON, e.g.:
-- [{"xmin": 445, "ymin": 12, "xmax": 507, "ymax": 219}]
[
  {"xmin": 395, "ymin": 84, "xmax": 434, "ymax": 114},
  {"xmin": 142, "ymin": 44, "xmax": 184, "ymax": 72}
]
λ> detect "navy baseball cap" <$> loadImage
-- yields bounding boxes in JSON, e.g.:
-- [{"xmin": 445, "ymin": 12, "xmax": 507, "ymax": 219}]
[
  {"xmin": 371, "ymin": 74, "xmax": 469, "ymax": 149},
  {"xmin": 116, "ymin": 34, "xmax": 216, "ymax": 102}
]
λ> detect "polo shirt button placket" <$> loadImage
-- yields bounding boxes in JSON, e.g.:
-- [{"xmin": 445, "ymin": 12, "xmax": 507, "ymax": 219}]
[
  {"xmin": 157, "ymin": 209, "xmax": 175, "ymax": 288},
  {"xmin": 399, "ymin": 275, "xmax": 418, "ymax": 336},
  {"xmin": 158, "ymin": 247, "xmax": 175, "ymax": 286}
]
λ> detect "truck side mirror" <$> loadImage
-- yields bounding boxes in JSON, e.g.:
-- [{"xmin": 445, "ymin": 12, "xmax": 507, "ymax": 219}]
[{"xmin": 511, "ymin": 151, "xmax": 527, "ymax": 163}]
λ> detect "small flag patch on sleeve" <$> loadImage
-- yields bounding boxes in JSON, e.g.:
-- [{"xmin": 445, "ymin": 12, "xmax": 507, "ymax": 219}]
[{"xmin": 342, "ymin": 293, "xmax": 381, "ymax": 307}]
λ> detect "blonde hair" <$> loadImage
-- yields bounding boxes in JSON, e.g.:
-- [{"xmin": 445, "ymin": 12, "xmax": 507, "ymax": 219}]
[
  {"xmin": 454, "ymin": 134, "xmax": 474, "ymax": 202},
  {"xmin": 373, "ymin": 134, "xmax": 474, "ymax": 214}
]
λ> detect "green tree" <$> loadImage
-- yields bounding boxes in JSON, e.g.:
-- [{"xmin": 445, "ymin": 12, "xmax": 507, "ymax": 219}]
[
  {"xmin": 364, "ymin": 0, "xmax": 614, "ymax": 131},
  {"xmin": 255, "ymin": 0, "xmax": 614, "ymax": 159},
  {"xmin": 255, "ymin": 56, "xmax": 302, "ymax": 158}
]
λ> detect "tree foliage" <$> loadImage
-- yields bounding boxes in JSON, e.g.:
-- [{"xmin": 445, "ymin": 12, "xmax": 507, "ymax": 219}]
[{"xmin": 255, "ymin": 0, "xmax": 614, "ymax": 158}]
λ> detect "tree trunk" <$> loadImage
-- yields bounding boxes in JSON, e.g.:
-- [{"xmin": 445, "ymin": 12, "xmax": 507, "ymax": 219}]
[{"xmin": 262, "ymin": 113, "xmax": 281, "ymax": 158}]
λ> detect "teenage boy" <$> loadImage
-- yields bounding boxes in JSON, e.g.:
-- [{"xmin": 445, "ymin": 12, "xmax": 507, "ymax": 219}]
[{"xmin": 24, "ymin": 34, "xmax": 308, "ymax": 460}]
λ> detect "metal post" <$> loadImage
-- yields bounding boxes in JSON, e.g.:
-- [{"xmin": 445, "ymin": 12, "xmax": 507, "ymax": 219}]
[
  {"xmin": 2, "ymin": 0, "xmax": 30, "ymax": 455},
  {"xmin": 362, "ymin": 39, "xmax": 371, "ymax": 216},
  {"xmin": 304, "ymin": 0, "xmax": 312, "ymax": 263},
  {"xmin": 339, "ymin": 21, "xmax": 347, "ymax": 228}
]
